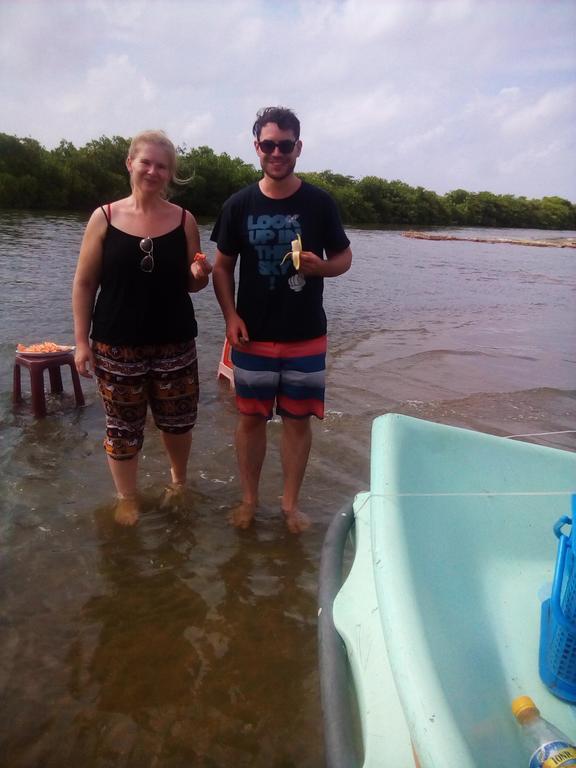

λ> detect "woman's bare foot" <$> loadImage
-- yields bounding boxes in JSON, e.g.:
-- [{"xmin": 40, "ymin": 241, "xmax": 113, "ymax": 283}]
[
  {"xmin": 282, "ymin": 508, "xmax": 311, "ymax": 534},
  {"xmin": 161, "ymin": 482, "xmax": 185, "ymax": 508},
  {"xmin": 114, "ymin": 496, "xmax": 140, "ymax": 526},
  {"xmin": 229, "ymin": 501, "xmax": 257, "ymax": 529},
  {"xmin": 170, "ymin": 468, "xmax": 186, "ymax": 486}
]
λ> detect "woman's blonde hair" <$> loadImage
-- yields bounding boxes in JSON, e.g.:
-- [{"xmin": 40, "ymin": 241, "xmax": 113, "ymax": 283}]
[{"xmin": 127, "ymin": 130, "xmax": 190, "ymax": 192}]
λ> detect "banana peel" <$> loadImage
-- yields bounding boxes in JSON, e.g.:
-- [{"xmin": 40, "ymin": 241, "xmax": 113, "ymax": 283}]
[{"xmin": 281, "ymin": 234, "xmax": 302, "ymax": 270}]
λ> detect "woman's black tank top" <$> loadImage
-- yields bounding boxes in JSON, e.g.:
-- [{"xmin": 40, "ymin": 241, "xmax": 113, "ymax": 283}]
[{"xmin": 91, "ymin": 207, "xmax": 198, "ymax": 345}]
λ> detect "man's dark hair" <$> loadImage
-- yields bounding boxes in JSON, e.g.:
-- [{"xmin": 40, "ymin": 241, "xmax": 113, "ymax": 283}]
[{"xmin": 252, "ymin": 106, "xmax": 300, "ymax": 140}]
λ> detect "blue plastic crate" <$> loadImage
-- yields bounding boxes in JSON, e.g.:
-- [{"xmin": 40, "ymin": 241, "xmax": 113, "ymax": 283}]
[{"xmin": 539, "ymin": 495, "xmax": 576, "ymax": 702}]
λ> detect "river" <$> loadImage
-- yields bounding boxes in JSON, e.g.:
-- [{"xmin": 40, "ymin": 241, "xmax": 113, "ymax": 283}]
[{"xmin": 1, "ymin": 211, "xmax": 575, "ymax": 767}]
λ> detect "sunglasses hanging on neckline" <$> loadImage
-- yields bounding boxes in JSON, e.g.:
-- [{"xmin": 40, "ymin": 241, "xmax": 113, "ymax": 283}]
[{"xmin": 139, "ymin": 236, "xmax": 154, "ymax": 273}]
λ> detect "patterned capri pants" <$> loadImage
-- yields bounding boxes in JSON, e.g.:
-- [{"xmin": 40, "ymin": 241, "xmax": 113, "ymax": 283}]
[{"xmin": 93, "ymin": 340, "xmax": 199, "ymax": 461}]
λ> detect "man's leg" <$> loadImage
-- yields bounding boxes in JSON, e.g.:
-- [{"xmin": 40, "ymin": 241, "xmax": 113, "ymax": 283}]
[
  {"xmin": 232, "ymin": 413, "xmax": 267, "ymax": 528},
  {"xmin": 275, "ymin": 336, "xmax": 326, "ymax": 532},
  {"xmin": 230, "ymin": 340, "xmax": 279, "ymax": 528},
  {"xmin": 280, "ymin": 415, "xmax": 312, "ymax": 533}
]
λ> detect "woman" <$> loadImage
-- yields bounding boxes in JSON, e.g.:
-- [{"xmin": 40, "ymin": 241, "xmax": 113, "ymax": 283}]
[{"xmin": 72, "ymin": 130, "xmax": 212, "ymax": 525}]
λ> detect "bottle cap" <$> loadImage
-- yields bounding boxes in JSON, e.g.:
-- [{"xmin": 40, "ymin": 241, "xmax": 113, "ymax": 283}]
[{"xmin": 512, "ymin": 696, "xmax": 539, "ymax": 718}]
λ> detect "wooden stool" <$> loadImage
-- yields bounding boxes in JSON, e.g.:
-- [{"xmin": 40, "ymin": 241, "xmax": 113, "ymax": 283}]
[
  {"xmin": 217, "ymin": 338, "xmax": 234, "ymax": 389},
  {"xmin": 13, "ymin": 351, "xmax": 85, "ymax": 418}
]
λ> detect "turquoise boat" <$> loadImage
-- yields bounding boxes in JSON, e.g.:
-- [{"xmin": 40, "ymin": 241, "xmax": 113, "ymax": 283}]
[{"xmin": 318, "ymin": 414, "xmax": 576, "ymax": 766}]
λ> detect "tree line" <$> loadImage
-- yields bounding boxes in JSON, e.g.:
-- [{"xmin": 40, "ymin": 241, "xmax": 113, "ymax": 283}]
[{"xmin": 1, "ymin": 132, "xmax": 574, "ymax": 230}]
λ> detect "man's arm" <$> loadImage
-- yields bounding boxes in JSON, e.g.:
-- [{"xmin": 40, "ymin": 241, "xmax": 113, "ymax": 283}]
[{"xmin": 212, "ymin": 249, "xmax": 250, "ymax": 347}]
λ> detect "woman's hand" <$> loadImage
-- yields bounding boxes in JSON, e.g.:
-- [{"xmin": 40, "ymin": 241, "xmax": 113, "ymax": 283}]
[
  {"xmin": 190, "ymin": 252, "xmax": 213, "ymax": 280},
  {"xmin": 75, "ymin": 341, "xmax": 95, "ymax": 378},
  {"xmin": 189, "ymin": 253, "xmax": 212, "ymax": 291}
]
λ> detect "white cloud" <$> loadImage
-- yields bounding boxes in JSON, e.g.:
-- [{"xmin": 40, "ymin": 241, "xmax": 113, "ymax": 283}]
[
  {"xmin": 306, "ymin": 0, "xmax": 416, "ymax": 43},
  {"xmin": 305, "ymin": 87, "xmax": 402, "ymax": 146},
  {"xmin": 501, "ymin": 85, "xmax": 576, "ymax": 136},
  {"xmin": 56, "ymin": 54, "xmax": 156, "ymax": 116},
  {"xmin": 397, "ymin": 123, "xmax": 448, "ymax": 155},
  {"xmin": 180, "ymin": 113, "xmax": 216, "ymax": 144},
  {"xmin": 429, "ymin": 0, "xmax": 474, "ymax": 24},
  {"xmin": 1, "ymin": 0, "xmax": 575, "ymax": 200},
  {"xmin": 499, "ymin": 140, "xmax": 564, "ymax": 176}
]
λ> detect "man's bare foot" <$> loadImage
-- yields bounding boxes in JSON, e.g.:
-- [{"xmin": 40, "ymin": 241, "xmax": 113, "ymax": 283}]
[
  {"xmin": 229, "ymin": 501, "xmax": 257, "ymax": 529},
  {"xmin": 114, "ymin": 496, "xmax": 139, "ymax": 526},
  {"xmin": 282, "ymin": 508, "xmax": 311, "ymax": 534}
]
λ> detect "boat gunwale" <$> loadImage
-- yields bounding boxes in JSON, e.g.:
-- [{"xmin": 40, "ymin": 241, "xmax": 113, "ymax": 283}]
[{"xmin": 317, "ymin": 500, "xmax": 359, "ymax": 768}]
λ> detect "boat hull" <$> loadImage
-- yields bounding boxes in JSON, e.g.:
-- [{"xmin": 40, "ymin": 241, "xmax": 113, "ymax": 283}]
[{"xmin": 321, "ymin": 414, "xmax": 576, "ymax": 767}]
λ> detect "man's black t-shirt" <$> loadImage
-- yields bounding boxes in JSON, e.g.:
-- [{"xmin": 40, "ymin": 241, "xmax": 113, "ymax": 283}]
[{"xmin": 211, "ymin": 181, "xmax": 350, "ymax": 342}]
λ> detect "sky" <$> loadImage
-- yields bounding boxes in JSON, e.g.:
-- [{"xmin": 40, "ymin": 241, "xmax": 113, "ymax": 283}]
[{"xmin": 1, "ymin": 0, "xmax": 575, "ymax": 201}]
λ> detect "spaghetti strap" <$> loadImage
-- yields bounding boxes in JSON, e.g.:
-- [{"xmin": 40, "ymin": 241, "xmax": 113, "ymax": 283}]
[
  {"xmin": 180, "ymin": 207, "xmax": 187, "ymax": 227},
  {"xmin": 100, "ymin": 204, "xmax": 111, "ymax": 223}
]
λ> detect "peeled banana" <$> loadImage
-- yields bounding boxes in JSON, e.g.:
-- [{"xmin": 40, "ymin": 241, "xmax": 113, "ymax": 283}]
[{"xmin": 281, "ymin": 234, "xmax": 302, "ymax": 270}]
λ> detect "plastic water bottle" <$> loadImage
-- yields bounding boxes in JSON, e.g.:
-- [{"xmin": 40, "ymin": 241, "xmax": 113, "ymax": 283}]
[{"xmin": 512, "ymin": 695, "xmax": 576, "ymax": 767}]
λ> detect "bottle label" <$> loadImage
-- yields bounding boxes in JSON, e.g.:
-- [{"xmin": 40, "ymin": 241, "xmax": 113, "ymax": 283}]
[{"xmin": 529, "ymin": 742, "xmax": 576, "ymax": 768}]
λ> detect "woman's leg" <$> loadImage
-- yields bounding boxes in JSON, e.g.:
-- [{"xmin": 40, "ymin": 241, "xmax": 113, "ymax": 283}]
[
  {"xmin": 161, "ymin": 430, "xmax": 193, "ymax": 485},
  {"xmin": 93, "ymin": 341, "xmax": 147, "ymax": 526},
  {"xmin": 107, "ymin": 455, "xmax": 140, "ymax": 525},
  {"xmin": 149, "ymin": 341, "xmax": 198, "ymax": 488},
  {"xmin": 107, "ymin": 455, "xmax": 139, "ymax": 496}
]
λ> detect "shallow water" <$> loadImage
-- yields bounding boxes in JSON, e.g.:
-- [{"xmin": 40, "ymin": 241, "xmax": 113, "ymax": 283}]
[{"xmin": 1, "ymin": 212, "xmax": 575, "ymax": 766}]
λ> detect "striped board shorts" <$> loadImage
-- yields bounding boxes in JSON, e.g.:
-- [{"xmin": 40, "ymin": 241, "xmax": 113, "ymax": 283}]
[{"xmin": 231, "ymin": 336, "xmax": 327, "ymax": 419}]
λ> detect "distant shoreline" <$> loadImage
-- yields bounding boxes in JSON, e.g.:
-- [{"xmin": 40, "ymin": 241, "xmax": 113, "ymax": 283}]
[{"xmin": 402, "ymin": 231, "xmax": 576, "ymax": 248}]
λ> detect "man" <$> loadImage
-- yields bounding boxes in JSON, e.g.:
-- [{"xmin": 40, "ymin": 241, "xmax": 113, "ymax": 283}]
[{"xmin": 211, "ymin": 106, "xmax": 352, "ymax": 533}]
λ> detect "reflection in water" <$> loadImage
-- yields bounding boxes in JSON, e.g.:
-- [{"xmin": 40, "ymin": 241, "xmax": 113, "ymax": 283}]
[
  {"xmin": 79, "ymin": 509, "xmax": 207, "ymax": 713},
  {"xmin": 61, "ymin": 499, "xmax": 321, "ymax": 766}
]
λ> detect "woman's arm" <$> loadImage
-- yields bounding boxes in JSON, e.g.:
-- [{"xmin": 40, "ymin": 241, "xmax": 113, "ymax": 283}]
[
  {"xmin": 72, "ymin": 209, "xmax": 107, "ymax": 377},
  {"xmin": 184, "ymin": 210, "xmax": 212, "ymax": 292}
]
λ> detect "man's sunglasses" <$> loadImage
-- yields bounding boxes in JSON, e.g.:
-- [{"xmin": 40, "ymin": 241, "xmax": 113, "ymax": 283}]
[
  {"xmin": 257, "ymin": 140, "xmax": 297, "ymax": 155},
  {"xmin": 139, "ymin": 237, "xmax": 154, "ymax": 272}
]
